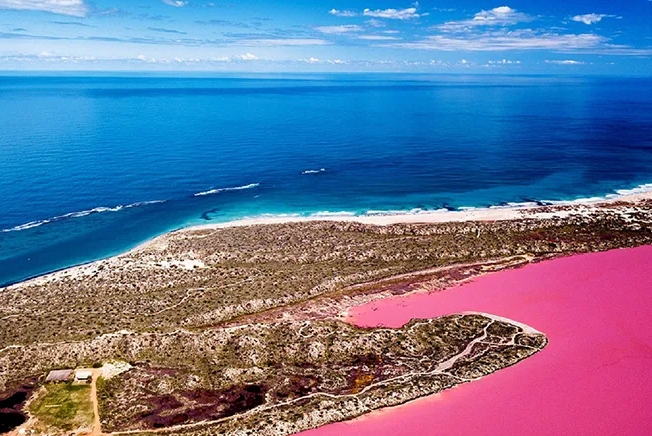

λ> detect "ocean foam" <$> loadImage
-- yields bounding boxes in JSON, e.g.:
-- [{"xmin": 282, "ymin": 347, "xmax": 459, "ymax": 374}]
[
  {"xmin": 364, "ymin": 208, "xmax": 448, "ymax": 216},
  {"xmin": 310, "ymin": 211, "xmax": 357, "ymax": 217},
  {"xmin": 301, "ymin": 168, "xmax": 327, "ymax": 175},
  {"xmin": 615, "ymin": 183, "xmax": 652, "ymax": 196},
  {"xmin": 362, "ymin": 182, "xmax": 652, "ymax": 217},
  {"xmin": 193, "ymin": 183, "xmax": 260, "ymax": 197},
  {"xmin": 1, "ymin": 200, "xmax": 165, "ymax": 233},
  {"xmin": 257, "ymin": 213, "xmax": 302, "ymax": 218},
  {"xmin": 542, "ymin": 183, "xmax": 652, "ymax": 206},
  {"xmin": 488, "ymin": 202, "xmax": 540, "ymax": 209}
]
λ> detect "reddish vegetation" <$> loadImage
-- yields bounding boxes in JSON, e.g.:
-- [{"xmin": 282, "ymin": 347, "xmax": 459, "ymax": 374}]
[
  {"xmin": 275, "ymin": 375, "xmax": 321, "ymax": 400},
  {"xmin": 139, "ymin": 384, "xmax": 268, "ymax": 429},
  {"xmin": 0, "ymin": 381, "xmax": 36, "ymax": 433},
  {"xmin": 343, "ymin": 354, "xmax": 385, "ymax": 394},
  {"xmin": 350, "ymin": 374, "xmax": 374, "ymax": 394}
]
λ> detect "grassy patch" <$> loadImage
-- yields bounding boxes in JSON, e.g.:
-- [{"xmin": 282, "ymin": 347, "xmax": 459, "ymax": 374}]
[{"xmin": 29, "ymin": 383, "xmax": 93, "ymax": 432}]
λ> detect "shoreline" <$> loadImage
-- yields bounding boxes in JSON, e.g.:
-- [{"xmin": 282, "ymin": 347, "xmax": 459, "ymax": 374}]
[
  {"xmin": 180, "ymin": 189, "xmax": 652, "ymax": 230},
  {"xmin": 314, "ymin": 245, "xmax": 652, "ymax": 436},
  {"xmin": 4, "ymin": 182, "xmax": 652, "ymax": 236},
  {"xmin": 3, "ymin": 189, "xmax": 651, "ymax": 291}
]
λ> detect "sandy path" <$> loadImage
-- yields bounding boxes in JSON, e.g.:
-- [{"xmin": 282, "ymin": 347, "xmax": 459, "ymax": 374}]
[{"xmin": 89, "ymin": 369, "xmax": 103, "ymax": 436}]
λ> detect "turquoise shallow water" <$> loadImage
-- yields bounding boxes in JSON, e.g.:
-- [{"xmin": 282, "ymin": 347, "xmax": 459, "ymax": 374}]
[{"xmin": 1, "ymin": 74, "xmax": 652, "ymax": 286}]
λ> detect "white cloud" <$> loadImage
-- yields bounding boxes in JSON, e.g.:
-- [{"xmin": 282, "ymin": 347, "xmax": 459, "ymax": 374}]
[
  {"xmin": 387, "ymin": 30, "xmax": 607, "ymax": 51},
  {"xmin": 487, "ymin": 58, "xmax": 521, "ymax": 64},
  {"xmin": 357, "ymin": 35, "xmax": 400, "ymax": 40},
  {"xmin": 2, "ymin": 53, "xmax": 96, "ymax": 63},
  {"xmin": 571, "ymin": 14, "xmax": 612, "ymax": 25},
  {"xmin": 300, "ymin": 57, "xmax": 347, "ymax": 65},
  {"xmin": 401, "ymin": 6, "xmax": 644, "ymax": 56},
  {"xmin": 545, "ymin": 59, "xmax": 584, "ymax": 65},
  {"xmin": 237, "ymin": 38, "xmax": 331, "ymax": 46},
  {"xmin": 329, "ymin": 8, "xmax": 356, "ymax": 17},
  {"xmin": 237, "ymin": 53, "xmax": 258, "ymax": 60},
  {"xmin": 162, "ymin": 0, "xmax": 188, "ymax": 7},
  {"xmin": 328, "ymin": 6, "xmax": 422, "ymax": 20},
  {"xmin": 315, "ymin": 25, "xmax": 362, "ymax": 34},
  {"xmin": 363, "ymin": 7, "xmax": 421, "ymax": 20},
  {"xmin": 169, "ymin": 54, "xmax": 258, "ymax": 63},
  {"xmin": 437, "ymin": 6, "xmax": 531, "ymax": 31},
  {"xmin": 0, "ymin": 0, "xmax": 87, "ymax": 16},
  {"xmin": 473, "ymin": 6, "xmax": 528, "ymax": 24},
  {"xmin": 365, "ymin": 18, "xmax": 385, "ymax": 28}
]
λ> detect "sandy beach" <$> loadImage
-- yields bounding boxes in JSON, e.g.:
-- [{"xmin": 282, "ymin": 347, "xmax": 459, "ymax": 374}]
[{"xmin": 192, "ymin": 189, "xmax": 652, "ymax": 230}]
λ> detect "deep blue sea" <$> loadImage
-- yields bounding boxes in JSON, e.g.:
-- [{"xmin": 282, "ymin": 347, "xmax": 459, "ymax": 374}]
[{"xmin": 1, "ymin": 74, "xmax": 652, "ymax": 286}]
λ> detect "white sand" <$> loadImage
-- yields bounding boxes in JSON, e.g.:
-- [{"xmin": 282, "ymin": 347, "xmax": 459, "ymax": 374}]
[{"xmin": 190, "ymin": 190, "xmax": 652, "ymax": 230}]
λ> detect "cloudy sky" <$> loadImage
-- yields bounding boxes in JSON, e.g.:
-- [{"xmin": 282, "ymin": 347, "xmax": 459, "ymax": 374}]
[{"xmin": 0, "ymin": 0, "xmax": 651, "ymax": 73}]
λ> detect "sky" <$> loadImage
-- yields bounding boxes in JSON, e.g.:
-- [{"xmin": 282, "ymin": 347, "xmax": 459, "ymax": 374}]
[{"xmin": 0, "ymin": 0, "xmax": 651, "ymax": 73}]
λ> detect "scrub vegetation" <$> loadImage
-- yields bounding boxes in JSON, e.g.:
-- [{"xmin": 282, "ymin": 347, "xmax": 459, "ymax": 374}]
[{"xmin": 1, "ymin": 198, "xmax": 651, "ymax": 434}]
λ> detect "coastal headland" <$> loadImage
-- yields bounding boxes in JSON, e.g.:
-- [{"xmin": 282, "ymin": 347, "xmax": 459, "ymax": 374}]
[{"xmin": 1, "ymin": 192, "xmax": 652, "ymax": 435}]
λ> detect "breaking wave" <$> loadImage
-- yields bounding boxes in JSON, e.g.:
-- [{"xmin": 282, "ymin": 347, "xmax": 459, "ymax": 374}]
[
  {"xmin": 301, "ymin": 168, "xmax": 326, "ymax": 175},
  {"xmin": 543, "ymin": 183, "xmax": 652, "ymax": 205},
  {"xmin": 310, "ymin": 211, "xmax": 356, "ymax": 217},
  {"xmin": 194, "ymin": 183, "xmax": 260, "ymax": 197},
  {"xmin": 364, "ymin": 208, "xmax": 448, "ymax": 216},
  {"xmin": 613, "ymin": 183, "xmax": 652, "ymax": 197},
  {"xmin": 1, "ymin": 200, "xmax": 165, "ymax": 233}
]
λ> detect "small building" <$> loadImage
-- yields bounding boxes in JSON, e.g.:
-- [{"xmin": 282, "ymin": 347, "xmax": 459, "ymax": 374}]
[
  {"xmin": 45, "ymin": 369, "xmax": 73, "ymax": 383},
  {"xmin": 75, "ymin": 370, "xmax": 93, "ymax": 382}
]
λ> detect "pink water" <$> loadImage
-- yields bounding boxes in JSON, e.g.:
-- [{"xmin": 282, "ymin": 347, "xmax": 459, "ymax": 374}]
[{"xmin": 301, "ymin": 246, "xmax": 652, "ymax": 436}]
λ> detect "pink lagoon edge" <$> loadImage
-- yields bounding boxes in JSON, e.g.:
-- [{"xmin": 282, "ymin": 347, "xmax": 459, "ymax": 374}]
[{"xmin": 300, "ymin": 245, "xmax": 652, "ymax": 436}]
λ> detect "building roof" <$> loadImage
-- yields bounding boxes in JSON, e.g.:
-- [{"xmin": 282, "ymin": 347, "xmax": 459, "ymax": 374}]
[
  {"xmin": 75, "ymin": 370, "xmax": 93, "ymax": 380},
  {"xmin": 46, "ymin": 369, "xmax": 73, "ymax": 382}
]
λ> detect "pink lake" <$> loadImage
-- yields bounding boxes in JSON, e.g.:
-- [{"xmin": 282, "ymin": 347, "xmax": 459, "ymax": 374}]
[{"xmin": 300, "ymin": 245, "xmax": 652, "ymax": 436}]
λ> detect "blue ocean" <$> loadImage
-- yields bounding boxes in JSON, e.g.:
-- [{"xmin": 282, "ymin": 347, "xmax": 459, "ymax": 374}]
[{"xmin": 1, "ymin": 74, "xmax": 652, "ymax": 286}]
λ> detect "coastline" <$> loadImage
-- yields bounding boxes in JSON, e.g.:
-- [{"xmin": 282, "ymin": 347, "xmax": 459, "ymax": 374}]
[
  {"xmin": 3, "ymin": 188, "xmax": 651, "ymax": 291},
  {"xmin": 179, "ymin": 189, "xmax": 652, "ymax": 230}
]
